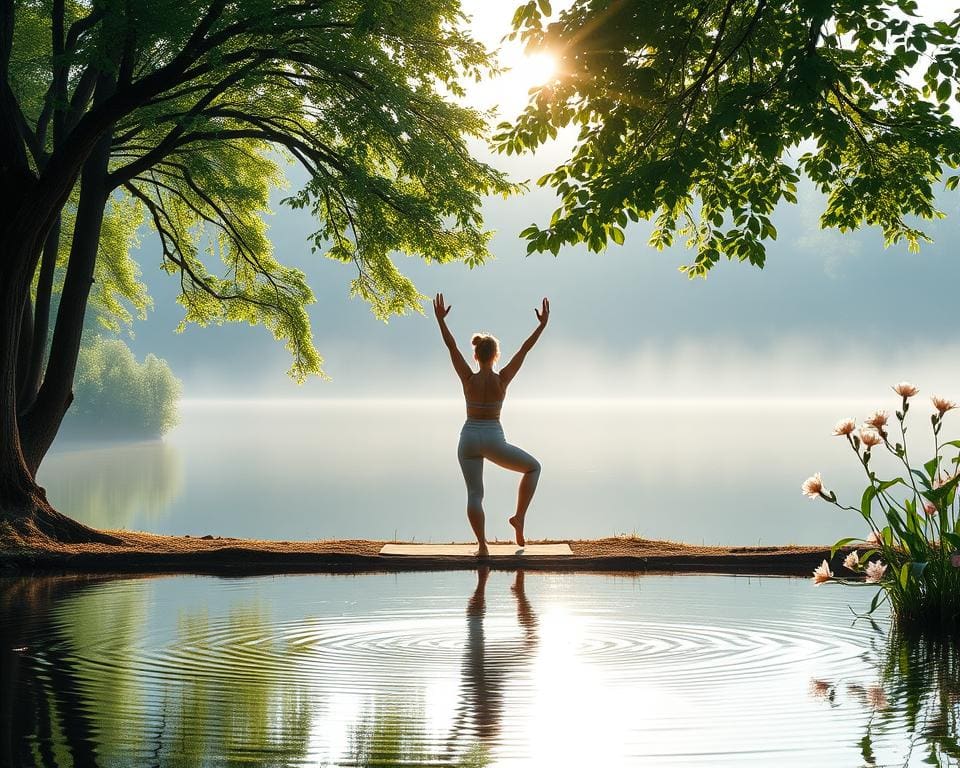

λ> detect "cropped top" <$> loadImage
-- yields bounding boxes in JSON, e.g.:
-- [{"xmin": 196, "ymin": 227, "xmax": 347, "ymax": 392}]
[
  {"xmin": 464, "ymin": 399, "xmax": 503, "ymax": 419},
  {"xmin": 463, "ymin": 371, "xmax": 505, "ymax": 419}
]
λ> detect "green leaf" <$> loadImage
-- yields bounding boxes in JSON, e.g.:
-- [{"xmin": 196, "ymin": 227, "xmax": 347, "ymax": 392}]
[
  {"xmin": 490, "ymin": 1, "xmax": 960, "ymax": 274},
  {"xmin": 860, "ymin": 486, "xmax": 876, "ymax": 520},
  {"xmin": 876, "ymin": 477, "xmax": 906, "ymax": 493},
  {"xmin": 831, "ymin": 537, "xmax": 859, "ymax": 558}
]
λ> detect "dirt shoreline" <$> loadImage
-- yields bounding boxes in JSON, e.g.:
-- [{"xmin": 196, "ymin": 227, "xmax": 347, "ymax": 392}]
[{"xmin": 0, "ymin": 530, "xmax": 846, "ymax": 577}]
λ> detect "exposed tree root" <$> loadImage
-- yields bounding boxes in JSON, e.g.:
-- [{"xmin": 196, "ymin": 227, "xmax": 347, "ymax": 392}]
[{"xmin": 1, "ymin": 495, "xmax": 121, "ymax": 546}]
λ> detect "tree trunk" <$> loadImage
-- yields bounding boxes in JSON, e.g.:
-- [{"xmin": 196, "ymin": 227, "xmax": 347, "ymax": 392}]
[
  {"xmin": 18, "ymin": 219, "xmax": 60, "ymax": 415},
  {"xmin": 19, "ymin": 129, "xmax": 112, "ymax": 475},
  {"xmin": 0, "ymin": 75, "xmax": 122, "ymax": 544},
  {"xmin": 0, "ymin": 257, "xmax": 115, "ymax": 545},
  {"xmin": 14, "ymin": 297, "xmax": 32, "ymax": 404}
]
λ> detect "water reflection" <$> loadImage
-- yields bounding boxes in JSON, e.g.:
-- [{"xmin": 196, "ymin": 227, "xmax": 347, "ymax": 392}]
[
  {"xmin": 452, "ymin": 568, "xmax": 538, "ymax": 743},
  {"xmin": 38, "ymin": 441, "xmax": 183, "ymax": 531},
  {"xmin": 345, "ymin": 568, "xmax": 537, "ymax": 766},
  {"xmin": 348, "ymin": 701, "xmax": 491, "ymax": 767},
  {"xmin": 4, "ymin": 572, "xmax": 956, "ymax": 765},
  {"xmin": 1, "ymin": 577, "xmax": 120, "ymax": 767},
  {"xmin": 0, "ymin": 576, "xmax": 314, "ymax": 767},
  {"xmin": 810, "ymin": 630, "xmax": 960, "ymax": 767}
]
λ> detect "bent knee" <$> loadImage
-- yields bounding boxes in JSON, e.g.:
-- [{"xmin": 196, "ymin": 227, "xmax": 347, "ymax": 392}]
[{"xmin": 527, "ymin": 458, "xmax": 541, "ymax": 475}]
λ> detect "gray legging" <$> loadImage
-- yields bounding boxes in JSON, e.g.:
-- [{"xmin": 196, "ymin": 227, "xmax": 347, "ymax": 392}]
[{"xmin": 457, "ymin": 419, "xmax": 541, "ymax": 516}]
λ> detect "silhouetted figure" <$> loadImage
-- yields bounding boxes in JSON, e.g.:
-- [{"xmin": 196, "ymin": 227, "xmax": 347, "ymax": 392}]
[
  {"xmin": 433, "ymin": 294, "xmax": 549, "ymax": 555},
  {"xmin": 449, "ymin": 568, "xmax": 539, "ymax": 746}
]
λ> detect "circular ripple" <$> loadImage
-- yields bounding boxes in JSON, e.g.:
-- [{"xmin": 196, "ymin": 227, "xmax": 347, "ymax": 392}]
[{"xmin": 12, "ymin": 574, "xmax": 913, "ymax": 766}]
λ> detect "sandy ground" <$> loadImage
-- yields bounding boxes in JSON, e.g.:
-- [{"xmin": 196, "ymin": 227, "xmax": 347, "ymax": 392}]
[{"xmin": 0, "ymin": 529, "xmax": 844, "ymax": 576}]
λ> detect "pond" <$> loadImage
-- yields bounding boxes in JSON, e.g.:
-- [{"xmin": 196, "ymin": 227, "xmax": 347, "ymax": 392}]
[
  {"xmin": 39, "ymin": 399, "xmax": 890, "ymax": 545},
  {"xmin": 3, "ymin": 571, "xmax": 956, "ymax": 766}
]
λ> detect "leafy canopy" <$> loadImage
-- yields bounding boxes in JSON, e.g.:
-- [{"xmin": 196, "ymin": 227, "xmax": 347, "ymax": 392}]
[
  {"xmin": 70, "ymin": 336, "xmax": 181, "ymax": 437},
  {"xmin": 497, "ymin": 0, "xmax": 960, "ymax": 276},
  {"xmin": 10, "ymin": 0, "xmax": 513, "ymax": 378}
]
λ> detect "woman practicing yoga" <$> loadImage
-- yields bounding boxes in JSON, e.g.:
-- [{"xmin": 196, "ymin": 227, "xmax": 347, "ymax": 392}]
[{"xmin": 433, "ymin": 293, "xmax": 549, "ymax": 556}]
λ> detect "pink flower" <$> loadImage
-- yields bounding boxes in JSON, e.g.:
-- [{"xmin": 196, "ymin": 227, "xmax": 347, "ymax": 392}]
[
  {"xmin": 866, "ymin": 530, "xmax": 883, "ymax": 547},
  {"xmin": 843, "ymin": 551, "xmax": 860, "ymax": 571},
  {"xmin": 833, "ymin": 418, "xmax": 856, "ymax": 436},
  {"xmin": 866, "ymin": 686, "xmax": 888, "ymax": 710},
  {"xmin": 810, "ymin": 679, "xmax": 832, "ymax": 698},
  {"xmin": 802, "ymin": 473, "xmax": 824, "ymax": 499},
  {"xmin": 923, "ymin": 501, "xmax": 937, "ymax": 517},
  {"xmin": 859, "ymin": 428, "xmax": 883, "ymax": 448},
  {"xmin": 812, "ymin": 559, "xmax": 833, "ymax": 585},
  {"xmin": 865, "ymin": 560, "xmax": 888, "ymax": 583},
  {"xmin": 893, "ymin": 381, "xmax": 919, "ymax": 398},
  {"xmin": 865, "ymin": 410, "xmax": 889, "ymax": 429},
  {"xmin": 934, "ymin": 471, "xmax": 959, "ymax": 489},
  {"xmin": 931, "ymin": 395, "xmax": 957, "ymax": 414}
]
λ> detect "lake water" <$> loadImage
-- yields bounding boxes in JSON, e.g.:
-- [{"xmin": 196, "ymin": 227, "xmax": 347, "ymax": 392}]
[
  {"xmin": 40, "ymin": 399, "xmax": 906, "ymax": 545},
  {"xmin": 2, "ymin": 571, "xmax": 955, "ymax": 767}
]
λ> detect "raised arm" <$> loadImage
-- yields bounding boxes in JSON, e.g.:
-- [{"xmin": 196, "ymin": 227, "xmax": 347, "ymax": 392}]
[
  {"xmin": 433, "ymin": 293, "xmax": 472, "ymax": 383},
  {"xmin": 500, "ymin": 298, "xmax": 549, "ymax": 386}
]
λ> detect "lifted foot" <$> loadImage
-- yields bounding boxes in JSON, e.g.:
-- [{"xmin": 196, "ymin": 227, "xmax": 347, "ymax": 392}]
[{"xmin": 508, "ymin": 516, "xmax": 525, "ymax": 547}]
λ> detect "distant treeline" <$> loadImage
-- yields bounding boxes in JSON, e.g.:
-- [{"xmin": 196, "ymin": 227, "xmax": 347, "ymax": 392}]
[{"xmin": 63, "ymin": 337, "xmax": 181, "ymax": 439}]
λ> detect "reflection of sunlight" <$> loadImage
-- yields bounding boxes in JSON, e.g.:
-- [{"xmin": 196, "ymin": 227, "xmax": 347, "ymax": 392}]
[
  {"xmin": 313, "ymin": 691, "xmax": 362, "ymax": 764},
  {"xmin": 526, "ymin": 607, "xmax": 647, "ymax": 765}
]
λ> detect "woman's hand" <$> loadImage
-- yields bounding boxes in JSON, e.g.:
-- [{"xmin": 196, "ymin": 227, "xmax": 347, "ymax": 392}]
[
  {"xmin": 433, "ymin": 293, "xmax": 452, "ymax": 321},
  {"xmin": 534, "ymin": 297, "xmax": 550, "ymax": 327}
]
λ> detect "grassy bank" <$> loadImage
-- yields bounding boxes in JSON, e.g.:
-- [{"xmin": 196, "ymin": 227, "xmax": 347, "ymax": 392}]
[{"xmin": 0, "ymin": 529, "xmax": 845, "ymax": 576}]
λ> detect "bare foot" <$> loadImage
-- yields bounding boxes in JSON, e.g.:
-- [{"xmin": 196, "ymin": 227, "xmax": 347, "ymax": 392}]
[
  {"xmin": 508, "ymin": 516, "xmax": 525, "ymax": 547},
  {"xmin": 475, "ymin": 544, "xmax": 489, "ymax": 558}
]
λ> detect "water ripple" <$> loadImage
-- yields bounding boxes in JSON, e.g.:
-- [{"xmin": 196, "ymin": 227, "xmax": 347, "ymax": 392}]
[{"xmin": 4, "ymin": 572, "xmax": 933, "ymax": 767}]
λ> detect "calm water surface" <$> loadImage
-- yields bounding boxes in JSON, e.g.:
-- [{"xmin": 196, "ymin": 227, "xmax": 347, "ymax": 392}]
[
  {"xmin": 39, "ymin": 399, "xmax": 894, "ymax": 545},
  {"xmin": 2, "ymin": 572, "xmax": 956, "ymax": 767}
]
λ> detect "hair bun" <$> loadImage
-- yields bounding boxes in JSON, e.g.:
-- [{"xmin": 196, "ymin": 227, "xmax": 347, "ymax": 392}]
[{"xmin": 471, "ymin": 334, "xmax": 483, "ymax": 346}]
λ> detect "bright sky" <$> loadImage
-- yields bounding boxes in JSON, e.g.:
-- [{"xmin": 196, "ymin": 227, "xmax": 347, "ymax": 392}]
[
  {"xmin": 459, "ymin": 0, "xmax": 565, "ymax": 117},
  {"xmin": 124, "ymin": 1, "xmax": 960, "ymax": 402}
]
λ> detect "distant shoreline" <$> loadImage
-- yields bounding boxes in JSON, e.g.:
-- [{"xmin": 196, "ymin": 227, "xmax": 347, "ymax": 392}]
[{"xmin": 1, "ymin": 531, "xmax": 846, "ymax": 577}]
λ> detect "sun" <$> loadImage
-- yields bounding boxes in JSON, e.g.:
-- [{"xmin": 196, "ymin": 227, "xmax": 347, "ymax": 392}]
[
  {"xmin": 462, "ymin": 46, "xmax": 558, "ymax": 115},
  {"xmin": 515, "ymin": 52, "xmax": 558, "ymax": 91}
]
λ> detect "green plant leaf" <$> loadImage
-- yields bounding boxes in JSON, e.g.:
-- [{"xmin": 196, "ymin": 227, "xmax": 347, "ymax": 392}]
[
  {"xmin": 876, "ymin": 478, "xmax": 906, "ymax": 492},
  {"xmin": 831, "ymin": 537, "xmax": 859, "ymax": 558},
  {"xmin": 493, "ymin": 0, "xmax": 960, "ymax": 273},
  {"xmin": 910, "ymin": 469, "xmax": 932, "ymax": 490},
  {"xmin": 860, "ymin": 486, "xmax": 876, "ymax": 520}
]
